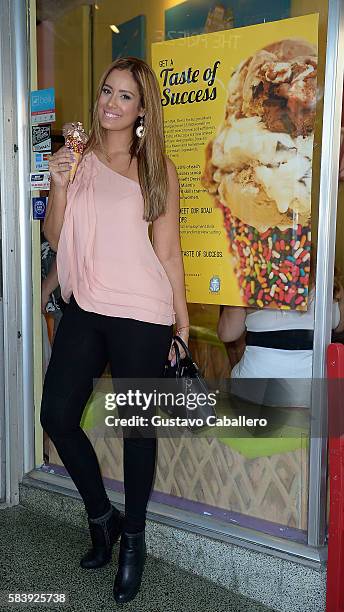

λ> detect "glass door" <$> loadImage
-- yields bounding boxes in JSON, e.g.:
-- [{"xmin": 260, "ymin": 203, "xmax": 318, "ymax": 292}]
[{"xmin": 30, "ymin": 0, "xmax": 344, "ymax": 556}]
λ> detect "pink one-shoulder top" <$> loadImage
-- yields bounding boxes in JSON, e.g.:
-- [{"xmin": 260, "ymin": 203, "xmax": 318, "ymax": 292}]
[{"xmin": 56, "ymin": 151, "xmax": 175, "ymax": 326}]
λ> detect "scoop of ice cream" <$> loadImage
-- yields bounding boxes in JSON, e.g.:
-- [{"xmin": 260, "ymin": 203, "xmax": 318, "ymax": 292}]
[
  {"xmin": 63, "ymin": 121, "xmax": 88, "ymax": 153},
  {"xmin": 212, "ymin": 116, "xmax": 303, "ymax": 169},
  {"xmin": 217, "ymin": 167, "xmax": 311, "ymax": 232},
  {"xmin": 202, "ymin": 39, "xmax": 317, "ymax": 231},
  {"xmin": 225, "ymin": 39, "xmax": 317, "ymax": 137},
  {"xmin": 254, "ymin": 153, "xmax": 311, "ymax": 215},
  {"xmin": 208, "ymin": 116, "xmax": 313, "ymax": 226}
]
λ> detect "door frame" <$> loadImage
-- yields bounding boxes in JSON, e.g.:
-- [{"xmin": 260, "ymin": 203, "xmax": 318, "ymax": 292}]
[
  {"xmin": 308, "ymin": 0, "xmax": 344, "ymax": 546},
  {"xmin": 0, "ymin": 0, "xmax": 35, "ymax": 505}
]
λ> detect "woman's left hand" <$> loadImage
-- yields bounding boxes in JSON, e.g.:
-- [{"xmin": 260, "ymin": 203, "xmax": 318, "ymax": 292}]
[{"xmin": 169, "ymin": 329, "xmax": 189, "ymax": 367}]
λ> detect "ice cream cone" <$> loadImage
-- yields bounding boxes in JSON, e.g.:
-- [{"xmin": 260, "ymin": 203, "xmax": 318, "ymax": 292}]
[
  {"xmin": 69, "ymin": 152, "xmax": 81, "ymax": 183},
  {"xmin": 62, "ymin": 122, "xmax": 88, "ymax": 184},
  {"xmin": 202, "ymin": 39, "xmax": 316, "ymax": 310}
]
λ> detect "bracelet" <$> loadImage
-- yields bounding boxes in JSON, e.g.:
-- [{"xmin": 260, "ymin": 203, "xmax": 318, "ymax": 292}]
[{"xmin": 176, "ymin": 325, "xmax": 190, "ymax": 334}]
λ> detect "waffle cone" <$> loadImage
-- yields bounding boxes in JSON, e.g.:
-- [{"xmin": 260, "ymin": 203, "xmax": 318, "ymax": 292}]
[
  {"xmin": 69, "ymin": 152, "xmax": 81, "ymax": 183},
  {"xmin": 216, "ymin": 198, "xmax": 311, "ymax": 310}
]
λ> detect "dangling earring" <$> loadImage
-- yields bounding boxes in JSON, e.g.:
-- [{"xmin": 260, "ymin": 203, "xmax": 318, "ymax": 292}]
[{"xmin": 136, "ymin": 116, "xmax": 145, "ymax": 138}]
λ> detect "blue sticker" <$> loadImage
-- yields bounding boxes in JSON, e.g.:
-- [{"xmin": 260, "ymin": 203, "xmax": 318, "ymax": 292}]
[
  {"xmin": 32, "ymin": 197, "xmax": 47, "ymax": 220},
  {"xmin": 31, "ymin": 88, "xmax": 55, "ymax": 124},
  {"xmin": 31, "ymin": 88, "xmax": 55, "ymax": 113}
]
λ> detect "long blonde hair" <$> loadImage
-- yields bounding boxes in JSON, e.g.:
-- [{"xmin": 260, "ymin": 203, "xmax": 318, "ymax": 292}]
[{"xmin": 84, "ymin": 57, "xmax": 168, "ymax": 222}]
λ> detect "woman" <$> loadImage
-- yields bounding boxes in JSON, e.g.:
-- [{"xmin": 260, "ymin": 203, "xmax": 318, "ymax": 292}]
[
  {"xmin": 217, "ymin": 271, "xmax": 344, "ymax": 408},
  {"xmin": 41, "ymin": 57, "xmax": 189, "ymax": 604}
]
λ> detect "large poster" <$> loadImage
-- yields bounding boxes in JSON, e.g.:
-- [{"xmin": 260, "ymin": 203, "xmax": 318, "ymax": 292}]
[{"xmin": 152, "ymin": 14, "xmax": 318, "ymax": 310}]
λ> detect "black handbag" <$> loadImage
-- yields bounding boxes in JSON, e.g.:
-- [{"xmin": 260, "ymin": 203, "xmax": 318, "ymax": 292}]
[{"xmin": 162, "ymin": 335, "xmax": 217, "ymax": 431}]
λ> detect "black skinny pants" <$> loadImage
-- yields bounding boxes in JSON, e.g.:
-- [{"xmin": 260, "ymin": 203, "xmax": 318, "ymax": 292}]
[{"xmin": 40, "ymin": 296, "xmax": 172, "ymax": 532}]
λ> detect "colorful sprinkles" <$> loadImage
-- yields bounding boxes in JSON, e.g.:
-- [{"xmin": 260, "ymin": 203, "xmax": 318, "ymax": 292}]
[
  {"xmin": 219, "ymin": 203, "xmax": 311, "ymax": 310},
  {"xmin": 65, "ymin": 135, "xmax": 86, "ymax": 154},
  {"xmin": 64, "ymin": 122, "xmax": 88, "ymax": 154}
]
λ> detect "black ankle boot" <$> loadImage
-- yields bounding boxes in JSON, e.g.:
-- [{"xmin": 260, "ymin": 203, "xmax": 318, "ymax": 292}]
[
  {"xmin": 113, "ymin": 531, "xmax": 146, "ymax": 603},
  {"xmin": 80, "ymin": 505, "xmax": 124, "ymax": 569}
]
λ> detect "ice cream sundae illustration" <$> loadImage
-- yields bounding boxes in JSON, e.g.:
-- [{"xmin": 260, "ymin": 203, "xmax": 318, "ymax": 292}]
[{"xmin": 202, "ymin": 39, "xmax": 317, "ymax": 309}]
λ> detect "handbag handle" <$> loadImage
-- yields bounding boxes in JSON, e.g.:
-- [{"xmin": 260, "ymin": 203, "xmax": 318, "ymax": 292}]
[
  {"xmin": 172, "ymin": 336, "xmax": 181, "ymax": 372},
  {"xmin": 172, "ymin": 335, "xmax": 192, "ymax": 360},
  {"xmin": 170, "ymin": 335, "xmax": 195, "ymax": 378}
]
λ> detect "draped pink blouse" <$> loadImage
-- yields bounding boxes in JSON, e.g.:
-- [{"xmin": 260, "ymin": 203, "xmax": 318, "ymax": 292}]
[{"xmin": 56, "ymin": 151, "xmax": 175, "ymax": 326}]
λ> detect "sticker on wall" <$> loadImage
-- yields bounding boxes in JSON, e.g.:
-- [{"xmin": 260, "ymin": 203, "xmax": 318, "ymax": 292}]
[
  {"xmin": 30, "ymin": 172, "xmax": 51, "ymax": 191},
  {"xmin": 31, "ymin": 88, "xmax": 55, "ymax": 124},
  {"xmin": 34, "ymin": 152, "xmax": 50, "ymax": 171},
  {"xmin": 32, "ymin": 125, "xmax": 52, "ymax": 152},
  {"xmin": 32, "ymin": 196, "xmax": 47, "ymax": 220}
]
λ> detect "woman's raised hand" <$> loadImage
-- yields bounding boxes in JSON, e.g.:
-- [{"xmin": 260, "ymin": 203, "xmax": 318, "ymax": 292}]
[{"xmin": 48, "ymin": 146, "xmax": 75, "ymax": 189}]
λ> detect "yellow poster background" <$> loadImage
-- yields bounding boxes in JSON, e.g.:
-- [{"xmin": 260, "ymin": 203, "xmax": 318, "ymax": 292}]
[{"xmin": 152, "ymin": 14, "xmax": 319, "ymax": 307}]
